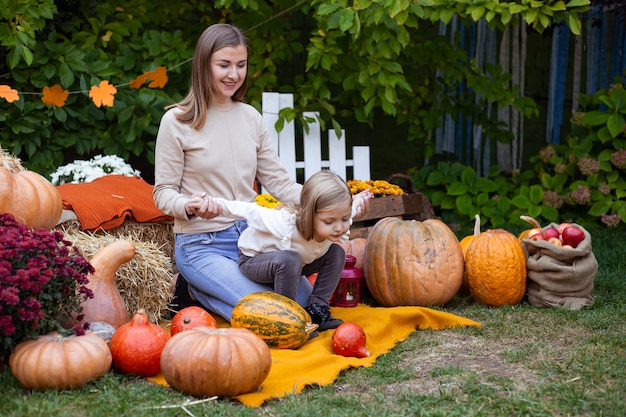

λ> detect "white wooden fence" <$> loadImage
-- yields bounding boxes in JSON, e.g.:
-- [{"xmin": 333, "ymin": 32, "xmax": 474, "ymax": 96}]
[{"xmin": 261, "ymin": 92, "xmax": 371, "ymax": 184}]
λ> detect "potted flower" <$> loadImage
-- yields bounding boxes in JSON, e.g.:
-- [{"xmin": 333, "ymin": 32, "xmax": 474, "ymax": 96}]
[
  {"xmin": 49, "ymin": 154, "xmax": 141, "ymax": 185},
  {"xmin": 0, "ymin": 213, "xmax": 94, "ymax": 361}
]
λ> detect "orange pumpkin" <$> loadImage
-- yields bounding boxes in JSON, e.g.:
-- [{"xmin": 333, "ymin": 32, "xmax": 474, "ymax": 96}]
[
  {"xmin": 160, "ymin": 326, "xmax": 272, "ymax": 398},
  {"xmin": 170, "ymin": 306, "xmax": 217, "ymax": 336},
  {"xmin": 338, "ymin": 237, "xmax": 367, "ymax": 270},
  {"xmin": 0, "ymin": 167, "xmax": 63, "ymax": 229},
  {"xmin": 465, "ymin": 228, "xmax": 527, "ymax": 307},
  {"xmin": 458, "ymin": 214, "xmax": 481, "ymax": 295},
  {"xmin": 331, "ymin": 322, "xmax": 370, "ymax": 358},
  {"xmin": 363, "ymin": 217, "xmax": 464, "ymax": 307},
  {"xmin": 109, "ymin": 309, "xmax": 170, "ymax": 377},
  {"xmin": 9, "ymin": 331, "xmax": 112, "ymax": 389}
]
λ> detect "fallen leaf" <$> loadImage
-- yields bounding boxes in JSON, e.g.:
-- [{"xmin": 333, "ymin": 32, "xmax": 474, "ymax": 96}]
[
  {"xmin": 0, "ymin": 85, "xmax": 20, "ymax": 103},
  {"xmin": 42, "ymin": 84, "xmax": 69, "ymax": 108},
  {"xmin": 89, "ymin": 80, "xmax": 117, "ymax": 107}
]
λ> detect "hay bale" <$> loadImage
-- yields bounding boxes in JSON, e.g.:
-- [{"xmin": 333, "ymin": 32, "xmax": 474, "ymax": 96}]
[
  {"xmin": 1, "ymin": 147, "xmax": 25, "ymax": 172},
  {"xmin": 60, "ymin": 228, "xmax": 174, "ymax": 324},
  {"xmin": 56, "ymin": 219, "xmax": 174, "ymax": 262}
]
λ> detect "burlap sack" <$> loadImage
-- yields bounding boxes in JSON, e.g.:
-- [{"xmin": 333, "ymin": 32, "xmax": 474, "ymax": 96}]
[{"xmin": 522, "ymin": 223, "xmax": 597, "ymax": 310}]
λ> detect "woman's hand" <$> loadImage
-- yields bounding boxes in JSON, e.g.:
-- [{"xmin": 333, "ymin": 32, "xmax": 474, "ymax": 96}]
[
  {"xmin": 186, "ymin": 192, "xmax": 223, "ymax": 220},
  {"xmin": 352, "ymin": 189, "xmax": 374, "ymax": 220}
]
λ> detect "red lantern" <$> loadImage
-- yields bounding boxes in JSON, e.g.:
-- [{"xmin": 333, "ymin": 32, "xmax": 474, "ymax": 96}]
[{"xmin": 332, "ymin": 255, "xmax": 363, "ymax": 307}]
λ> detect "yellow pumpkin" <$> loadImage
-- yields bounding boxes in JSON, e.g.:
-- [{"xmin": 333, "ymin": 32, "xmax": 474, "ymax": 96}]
[
  {"xmin": 363, "ymin": 217, "xmax": 464, "ymax": 307},
  {"xmin": 0, "ymin": 167, "xmax": 63, "ymax": 229},
  {"xmin": 465, "ymin": 228, "xmax": 527, "ymax": 307}
]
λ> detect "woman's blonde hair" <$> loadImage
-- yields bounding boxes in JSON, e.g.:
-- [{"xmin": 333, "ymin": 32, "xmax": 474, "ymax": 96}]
[
  {"xmin": 295, "ymin": 171, "xmax": 353, "ymax": 240},
  {"xmin": 168, "ymin": 24, "xmax": 249, "ymax": 130}
]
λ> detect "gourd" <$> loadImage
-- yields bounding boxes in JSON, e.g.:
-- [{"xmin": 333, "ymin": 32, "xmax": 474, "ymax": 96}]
[
  {"xmin": 338, "ymin": 238, "xmax": 367, "ymax": 270},
  {"xmin": 73, "ymin": 240, "xmax": 135, "ymax": 329},
  {"xmin": 458, "ymin": 214, "xmax": 481, "ymax": 295},
  {"xmin": 88, "ymin": 321, "xmax": 117, "ymax": 344},
  {"xmin": 331, "ymin": 322, "xmax": 370, "ymax": 358},
  {"xmin": 9, "ymin": 331, "xmax": 112, "ymax": 389},
  {"xmin": 160, "ymin": 326, "xmax": 271, "ymax": 398},
  {"xmin": 363, "ymin": 217, "xmax": 464, "ymax": 307},
  {"xmin": 464, "ymin": 228, "xmax": 527, "ymax": 307},
  {"xmin": 231, "ymin": 292, "xmax": 318, "ymax": 349},
  {"xmin": 109, "ymin": 309, "xmax": 170, "ymax": 377},
  {"xmin": 517, "ymin": 215, "xmax": 542, "ymax": 241},
  {"xmin": 0, "ymin": 167, "xmax": 63, "ymax": 230},
  {"xmin": 170, "ymin": 306, "xmax": 217, "ymax": 336}
]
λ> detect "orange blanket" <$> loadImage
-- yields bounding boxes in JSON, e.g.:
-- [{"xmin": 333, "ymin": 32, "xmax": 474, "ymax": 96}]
[
  {"xmin": 57, "ymin": 175, "xmax": 173, "ymax": 231},
  {"xmin": 147, "ymin": 304, "xmax": 481, "ymax": 407}
]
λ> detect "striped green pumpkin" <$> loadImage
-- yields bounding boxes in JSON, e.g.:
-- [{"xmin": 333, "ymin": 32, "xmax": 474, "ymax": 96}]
[{"xmin": 231, "ymin": 292, "xmax": 318, "ymax": 349}]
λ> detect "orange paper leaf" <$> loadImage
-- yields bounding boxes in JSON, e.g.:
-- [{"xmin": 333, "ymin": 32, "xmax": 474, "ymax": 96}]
[
  {"xmin": 41, "ymin": 84, "xmax": 69, "ymax": 108},
  {"xmin": 129, "ymin": 66, "xmax": 168, "ymax": 89},
  {"xmin": 0, "ymin": 85, "xmax": 20, "ymax": 103},
  {"xmin": 89, "ymin": 80, "xmax": 117, "ymax": 107}
]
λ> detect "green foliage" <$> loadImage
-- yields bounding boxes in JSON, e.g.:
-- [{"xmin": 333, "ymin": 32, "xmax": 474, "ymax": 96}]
[
  {"xmin": 1, "ymin": 0, "xmax": 588, "ymax": 177},
  {"xmin": 411, "ymin": 81, "xmax": 626, "ymax": 229}
]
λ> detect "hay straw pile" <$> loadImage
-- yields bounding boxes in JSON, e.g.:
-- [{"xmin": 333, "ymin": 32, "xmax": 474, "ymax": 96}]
[
  {"xmin": 1, "ymin": 147, "xmax": 25, "ymax": 172},
  {"xmin": 58, "ymin": 226, "xmax": 175, "ymax": 323}
]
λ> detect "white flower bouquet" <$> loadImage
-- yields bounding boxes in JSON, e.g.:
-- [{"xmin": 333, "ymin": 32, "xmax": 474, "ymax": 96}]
[{"xmin": 50, "ymin": 155, "xmax": 141, "ymax": 185}]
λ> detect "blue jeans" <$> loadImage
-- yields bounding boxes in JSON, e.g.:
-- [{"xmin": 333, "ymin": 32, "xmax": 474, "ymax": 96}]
[{"xmin": 174, "ymin": 221, "xmax": 313, "ymax": 321}]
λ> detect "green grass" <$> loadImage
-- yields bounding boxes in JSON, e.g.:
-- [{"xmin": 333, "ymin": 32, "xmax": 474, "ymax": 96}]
[{"xmin": 1, "ymin": 225, "xmax": 625, "ymax": 417}]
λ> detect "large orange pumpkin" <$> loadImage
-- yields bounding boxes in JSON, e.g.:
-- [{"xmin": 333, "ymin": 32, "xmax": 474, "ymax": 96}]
[
  {"xmin": 465, "ymin": 228, "xmax": 527, "ymax": 307},
  {"xmin": 0, "ymin": 167, "xmax": 63, "ymax": 229},
  {"xmin": 363, "ymin": 217, "xmax": 464, "ymax": 306},
  {"xmin": 9, "ymin": 331, "xmax": 112, "ymax": 389},
  {"xmin": 160, "ymin": 326, "xmax": 272, "ymax": 398}
]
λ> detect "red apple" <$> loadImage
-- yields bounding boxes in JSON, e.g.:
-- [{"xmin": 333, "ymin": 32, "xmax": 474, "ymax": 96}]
[
  {"xmin": 556, "ymin": 223, "xmax": 572, "ymax": 234},
  {"xmin": 560, "ymin": 225, "xmax": 585, "ymax": 248},
  {"xmin": 527, "ymin": 228, "xmax": 543, "ymax": 240},
  {"xmin": 548, "ymin": 237, "xmax": 562, "ymax": 246},
  {"xmin": 542, "ymin": 227, "xmax": 560, "ymax": 240}
]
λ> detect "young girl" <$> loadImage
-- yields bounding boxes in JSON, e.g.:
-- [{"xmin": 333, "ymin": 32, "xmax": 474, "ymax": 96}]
[{"xmin": 207, "ymin": 171, "xmax": 373, "ymax": 331}]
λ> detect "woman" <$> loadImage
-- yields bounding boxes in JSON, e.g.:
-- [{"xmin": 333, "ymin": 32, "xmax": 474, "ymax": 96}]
[{"xmin": 153, "ymin": 24, "xmax": 367, "ymax": 321}]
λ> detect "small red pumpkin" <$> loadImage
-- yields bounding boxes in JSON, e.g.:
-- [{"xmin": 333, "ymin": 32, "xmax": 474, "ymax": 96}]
[
  {"xmin": 109, "ymin": 309, "xmax": 170, "ymax": 377},
  {"xmin": 170, "ymin": 306, "xmax": 217, "ymax": 336},
  {"xmin": 331, "ymin": 322, "xmax": 370, "ymax": 358}
]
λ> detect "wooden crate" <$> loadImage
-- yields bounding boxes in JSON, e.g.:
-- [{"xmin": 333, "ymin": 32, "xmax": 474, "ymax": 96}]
[{"xmin": 350, "ymin": 193, "xmax": 433, "ymax": 239}]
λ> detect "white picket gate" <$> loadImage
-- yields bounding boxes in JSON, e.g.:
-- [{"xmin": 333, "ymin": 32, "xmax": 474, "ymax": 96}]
[{"xmin": 261, "ymin": 92, "xmax": 371, "ymax": 185}]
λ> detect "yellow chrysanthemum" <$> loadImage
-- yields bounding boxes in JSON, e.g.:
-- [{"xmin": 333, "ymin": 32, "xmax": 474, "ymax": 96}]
[{"xmin": 346, "ymin": 179, "xmax": 404, "ymax": 197}]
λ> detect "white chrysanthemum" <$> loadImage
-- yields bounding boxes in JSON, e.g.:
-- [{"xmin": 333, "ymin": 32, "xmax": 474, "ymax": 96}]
[{"xmin": 50, "ymin": 155, "xmax": 141, "ymax": 185}]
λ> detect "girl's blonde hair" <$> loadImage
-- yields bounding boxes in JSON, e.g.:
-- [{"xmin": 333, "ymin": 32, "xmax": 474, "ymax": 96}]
[
  {"xmin": 295, "ymin": 170, "xmax": 353, "ymax": 240},
  {"xmin": 168, "ymin": 24, "xmax": 249, "ymax": 130}
]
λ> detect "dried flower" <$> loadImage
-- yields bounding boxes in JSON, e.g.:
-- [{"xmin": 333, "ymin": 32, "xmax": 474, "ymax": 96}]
[
  {"xmin": 564, "ymin": 186, "xmax": 591, "ymax": 205},
  {"xmin": 0, "ymin": 214, "xmax": 94, "ymax": 355},
  {"xmin": 598, "ymin": 182, "xmax": 611, "ymax": 195},
  {"xmin": 50, "ymin": 154, "xmax": 141, "ymax": 185},
  {"xmin": 577, "ymin": 157, "xmax": 600, "ymax": 176},
  {"xmin": 543, "ymin": 190, "xmax": 564, "ymax": 209},
  {"xmin": 539, "ymin": 145, "xmax": 556, "ymax": 163},
  {"xmin": 601, "ymin": 213, "xmax": 622, "ymax": 227},
  {"xmin": 554, "ymin": 163, "xmax": 567, "ymax": 174},
  {"xmin": 610, "ymin": 149, "xmax": 626, "ymax": 169}
]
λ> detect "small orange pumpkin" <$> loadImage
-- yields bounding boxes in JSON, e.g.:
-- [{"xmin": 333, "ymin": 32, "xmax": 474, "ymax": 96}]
[
  {"xmin": 331, "ymin": 322, "xmax": 370, "ymax": 358},
  {"xmin": 109, "ymin": 309, "xmax": 170, "ymax": 377},
  {"xmin": 160, "ymin": 327, "xmax": 272, "ymax": 398},
  {"xmin": 9, "ymin": 331, "xmax": 112, "ymax": 389},
  {"xmin": 364, "ymin": 217, "xmax": 464, "ymax": 306},
  {"xmin": 458, "ymin": 214, "xmax": 481, "ymax": 295},
  {"xmin": 0, "ymin": 167, "xmax": 63, "ymax": 229},
  {"xmin": 465, "ymin": 228, "xmax": 527, "ymax": 307},
  {"xmin": 338, "ymin": 238, "xmax": 367, "ymax": 270},
  {"xmin": 170, "ymin": 306, "xmax": 217, "ymax": 336}
]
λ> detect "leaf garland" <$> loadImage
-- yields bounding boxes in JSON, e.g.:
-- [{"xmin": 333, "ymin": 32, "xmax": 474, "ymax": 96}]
[{"xmin": 0, "ymin": 66, "xmax": 167, "ymax": 108}]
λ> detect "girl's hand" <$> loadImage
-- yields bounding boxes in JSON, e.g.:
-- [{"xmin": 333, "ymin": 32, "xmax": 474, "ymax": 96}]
[
  {"xmin": 186, "ymin": 192, "xmax": 223, "ymax": 220},
  {"xmin": 352, "ymin": 189, "xmax": 374, "ymax": 220}
]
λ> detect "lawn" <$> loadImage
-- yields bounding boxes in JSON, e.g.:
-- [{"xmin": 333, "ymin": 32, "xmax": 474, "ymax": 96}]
[{"xmin": 1, "ymin": 225, "xmax": 624, "ymax": 417}]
